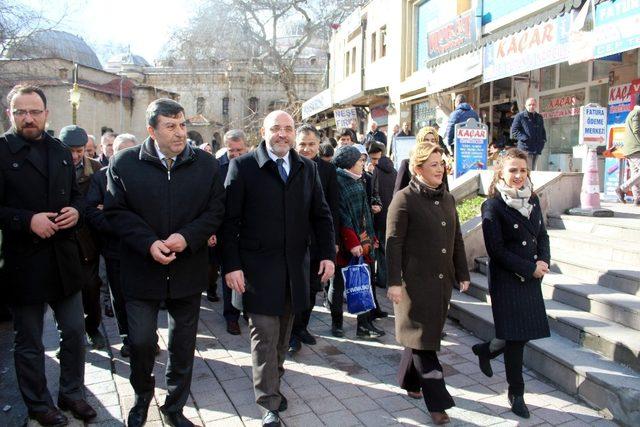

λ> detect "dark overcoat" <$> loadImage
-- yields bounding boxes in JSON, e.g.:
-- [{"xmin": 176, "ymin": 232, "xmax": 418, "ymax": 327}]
[
  {"xmin": 481, "ymin": 194, "xmax": 551, "ymax": 341},
  {"xmin": 510, "ymin": 110, "xmax": 547, "ymax": 155},
  {"xmin": 221, "ymin": 142, "xmax": 335, "ymax": 316},
  {"xmin": 0, "ymin": 131, "xmax": 85, "ymax": 304},
  {"xmin": 386, "ymin": 178, "xmax": 469, "ymax": 350},
  {"xmin": 85, "ymin": 167, "xmax": 120, "ymax": 259},
  {"xmin": 104, "ymin": 138, "xmax": 225, "ymax": 300},
  {"xmin": 74, "ymin": 156, "xmax": 103, "ymax": 263}
]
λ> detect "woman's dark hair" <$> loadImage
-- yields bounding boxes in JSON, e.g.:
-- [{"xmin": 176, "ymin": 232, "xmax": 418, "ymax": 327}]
[
  {"xmin": 328, "ymin": 137, "xmax": 337, "ymax": 148},
  {"xmin": 319, "ymin": 142, "xmax": 334, "ymax": 158},
  {"xmin": 487, "ymin": 148, "xmax": 532, "ymax": 197}
]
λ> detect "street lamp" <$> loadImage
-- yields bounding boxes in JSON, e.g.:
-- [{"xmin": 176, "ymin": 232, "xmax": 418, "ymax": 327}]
[{"xmin": 69, "ymin": 63, "xmax": 81, "ymax": 124}]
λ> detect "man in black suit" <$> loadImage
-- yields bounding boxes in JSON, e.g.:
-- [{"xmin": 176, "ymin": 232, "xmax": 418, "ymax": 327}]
[
  {"xmin": 104, "ymin": 99, "xmax": 225, "ymax": 427},
  {"xmin": 0, "ymin": 85, "xmax": 96, "ymax": 425},
  {"xmin": 288, "ymin": 124, "xmax": 340, "ymax": 353},
  {"xmin": 222, "ymin": 111, "xmax": 335, "ymax": 427}
]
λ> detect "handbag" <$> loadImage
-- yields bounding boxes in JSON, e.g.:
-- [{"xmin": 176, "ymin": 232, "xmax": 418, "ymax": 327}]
[{"xmin": 342, "ymin": 256, "xmax": 376, "ymax": 315}]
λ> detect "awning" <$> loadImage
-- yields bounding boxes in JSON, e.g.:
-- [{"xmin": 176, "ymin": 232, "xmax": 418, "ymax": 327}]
[{"xmin": 337, "ymin": 88, "xmax": 387, "ymax": 107}]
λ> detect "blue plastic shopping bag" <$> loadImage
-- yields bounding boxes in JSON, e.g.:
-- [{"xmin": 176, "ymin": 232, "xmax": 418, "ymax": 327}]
[{"xmin": 342, "ymin": 257, "xmax": 376, "ymax": 315}]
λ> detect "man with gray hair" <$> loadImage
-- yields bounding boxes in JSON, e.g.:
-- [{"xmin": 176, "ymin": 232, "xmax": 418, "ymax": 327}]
[
  {"xmin": 85, "ymin": 134, "xmax": 98, "ymax": 159},
  {"xmin": 511, "ymin": 97, "xmax": 547, "ymax": 170},
  {"xmin": 364, "ymin": 120, "xmax": 387, "ymax": 148},
  {"xmin": 105, "ymin": 99, "xmax": 225, "ymax": 427},
  {"xmin": 98, "ymin": 131, "xmax": 117, "ymax": 166}
]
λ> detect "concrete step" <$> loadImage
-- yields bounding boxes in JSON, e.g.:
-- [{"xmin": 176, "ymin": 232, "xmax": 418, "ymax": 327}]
[
  {"xmin": 547, "ymin": 212, "xmax": 640, "ymax": 243},
  {"xmin": 448, "ymin": 291, "xmax": 640, "ymax": 427},
  {"xmin": 467, "ymin": 271, "xmax": 640, "ymax": 372},
  {"xmin": 475, "ymin": 257, "xmax": 640, "ymax": 330},
  {"xmin": 550, "ymin": 250, "xmax": 640, "ymax": 297},
  {"xmin": 547, "ymin": 228, "xmax": 640, "ymax": 265}
]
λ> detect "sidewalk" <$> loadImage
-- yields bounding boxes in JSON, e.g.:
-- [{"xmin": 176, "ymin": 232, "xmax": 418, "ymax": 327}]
[{"xmin": 0, "ymin": 288, "xmax": 617, "ymax": 426}]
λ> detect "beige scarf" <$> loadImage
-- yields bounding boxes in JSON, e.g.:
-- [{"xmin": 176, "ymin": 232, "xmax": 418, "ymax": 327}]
[{"xmin": 496, "ymin": 178, "xmax": 534, "ymax": 218}]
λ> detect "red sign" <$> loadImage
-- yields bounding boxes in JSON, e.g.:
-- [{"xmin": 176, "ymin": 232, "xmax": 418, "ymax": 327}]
[
  {"xmin": 427, "ymin": 12, "xmax": 475, "ymax": 59},
  {"xmin": 456, "ymin": 128, "xmax": 488, "ymax": 139},
  {"xmin": 540, "ymin": 90, "xmax": 584, "ymax": 119},
  {"xmin": 496, "ymin": 23, "xmax": 555, "ymax": 59}
]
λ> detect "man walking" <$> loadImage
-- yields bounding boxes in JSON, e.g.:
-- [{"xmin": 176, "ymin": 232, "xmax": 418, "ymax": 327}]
[
  {"xmin": 616, "ymin": 93, "xmax": 640, "ymax": 205},
  {"xmin": 61, "ymin": 125, "xmax": 107, "ymax": 349},
  {"xmin": 511, "ymin": 97, "xmax": 547, "ymax": 170},
  {"xmin": 105, "ymin": 99, "xmax": 225, "ymax": 427},
  {"xmin": 98, "ymin": 131, "xmax": 116, "ymax": 166},
  {"xmin": 222, "ymin": 111, "xmax": 335, "ymax": 427},
  {"xmin": 445, "ymin": 94, "xmax": 480, "ymax": 155},
  {"xmin": 0, "ymin": 85, "xmax": 96, "ymax": 425}
]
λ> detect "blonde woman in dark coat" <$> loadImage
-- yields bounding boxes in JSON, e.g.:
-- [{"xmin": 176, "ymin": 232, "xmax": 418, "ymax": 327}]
[{"xmin": 386, "ymin": 142, "xmax": 470, "ymax": 425}]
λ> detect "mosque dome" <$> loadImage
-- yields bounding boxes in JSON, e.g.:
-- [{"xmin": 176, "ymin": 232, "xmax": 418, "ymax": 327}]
[
  {"xmin": 107, "ymin": 52, "xmax": 151, "ymax": 68},
  {"xmin": 4, "ymin": 30, "xmax": 103, "ymax": 69}
]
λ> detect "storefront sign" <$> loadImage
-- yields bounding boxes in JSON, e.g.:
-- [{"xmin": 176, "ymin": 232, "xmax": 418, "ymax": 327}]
[
  {"xmin": 593, "ymin": 0, "xmax": 640, "ymax": 60},
  {"xmin": 425, "ymin": 49, "xmax": 482, "ymax": 95},
  {"xmin": 454, "ymin": 119, "xmax": 488, "ymax": 178},
  {"xmin": 540, "ymin": 90, "xmax": 584, "ymax": 119},
  {"xmin": 579, "ymin": 105, "xmax": 607, "ymax": 146},
  {"xmin": 607, "ymin": 80, "xmax": 640, "ymax": 123},
  {"xmin": 427, "ymin": 11, "xmax": 476, "ymax": 59},
  {"xmin": 302, "ymin": 89, "xmax": 333, "ymax": 120},
  {"xmin": 483, "ymin": 13, "xmax": 571, "ymax": 83},
  {"xmin": 334, "ymin": 107, "xmax": 358, "ymax": 129}
]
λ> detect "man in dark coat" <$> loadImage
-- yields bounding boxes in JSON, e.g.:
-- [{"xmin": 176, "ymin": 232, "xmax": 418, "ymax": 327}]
[
  {"xmin": 445, "ymin": 94, "xmax": 480, "ymax": 154},
  {"xmin": 104, "ymin": 99, "xmax": 225, "ymax": 427},
  {"xmin": 85, "ymin": 133, "xmax": 138, "ymax": 357},
  {"xmin": 61, "ymin": 124, "xmax": 107, "ymax": 349},
  {"xmin": 289, "ymin": 124, "xmax": 340, "ymax": 353},
  {"xmin": 222, "ymin": 111, "xmax": 335, "ymax": 427},
  {"xmin": 97, "ymin": 131, "xmax": 116, "ymax": 167},
  {"xmin": 0, "ymin": 85, "xmax": 96, "ymax": 425},
  {"xmin": 367, "ymin": 142, "xmax": 396, "ymax": 290},
  {"xmin": 510, "ymin": 98, "xmax": 546, "ymax": 170},
  {"xmin": 364, "ymin": 121, "xmax": 387, "ymax": 149}
]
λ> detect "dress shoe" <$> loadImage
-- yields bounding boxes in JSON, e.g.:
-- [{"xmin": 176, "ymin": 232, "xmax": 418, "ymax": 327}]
[
  {"xmin": 278, "ymin": 392, "xmax": 288, "ymax": 412},
  {"xmin": 206, "ymin": 292, "xmax": 220, "ymax": 302},
  {"xmin": 262, "ymin": 410, "xmax": 281, "ymax": 426},
  {"xmin": 288, "ymin": 335, "xmax": 301, "ymax": 354},
  {"xmin": 615, "ymin": 187, "xmax": 627, "ymax": 203},
  {"xmin": 127, "ymin": 395, "xmax": 152, "ymax": 427},
  {"xmin": 331, "ymin": 324, "xmax": 344, "ymax": 338},
  {"xmin": 366, "ymin": 321, "xmax": 385, "ymax": 336},
  {"xmin": 509, "ymin": 394, "xmax": 530, "ymax": 419},
  {"xmin": 429, "ymin": 411, "xmax": 451, "ymax": 425},
  {"xmin": 371, "ymin": 308, "xmax": 388, "ymax": 319},
  {"xmin": 160, "ymin": 407, "xmax": 194, "ymax": 427},
  {"xmin": 226, "ymin": 319, "xmax": 241, "ymax": 335},
  {"xmin": 58, "ymin": 397, "xmax": 97, "ymax": 421},
  {"xmin": 356, "ymin": 324, "xmax": 383, "ymax": 339},
  {"xmin": 472, "ymin": 343, "xmax": 493, "ymax": 377},
  {"xmin": 87, "ymin": 330, "xmax": 106, "ymax": 350},
  {"xmin": 295, "ymin": 329, "xmax": 316, "ymax": 345},
  {"xmin": 407, "ymin": 390, "xmax": 423, "ymax": 399},
  {"xmin": 29, "ymin": 408, "xmax": 68, "ymax": 426}
]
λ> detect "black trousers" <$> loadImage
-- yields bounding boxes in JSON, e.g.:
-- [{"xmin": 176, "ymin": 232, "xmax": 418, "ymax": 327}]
[
  {"xmin": 104, "ymin": 257, "xmax": 128, "ymax": 338},
  {"xmin": 126, "ymin": 294, "xmax": 201, "ymax": 412},
  {"xmin": 81, "ymin": 259, "xmax": 102, "ymax": 335},
  {"xmin": 326, "ymin": 262, "xmax": 379, "ymax": 327},
  {"xmin": 478, "ymin": 339, "xmax": 528, "ymax": 396},
  {"xmin": 11, "ymin": 292, "xmax": 86, "ymax": 413},
  {"xmin": 399, "ymin": 348, "xmax": 454, "ymax": 413},
  {"xmin": 207, "ymin": 253, "xmax": 219, "ymax": 297}
]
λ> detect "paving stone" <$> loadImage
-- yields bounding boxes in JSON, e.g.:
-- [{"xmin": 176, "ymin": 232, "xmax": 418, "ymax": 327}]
[
  {"xmin": 319, "ymin": 409, "xmax": 363, "ymax": 426},
  {"xmin": 355, "ymin": 409, "xmax": 398, "ymax": 426}
]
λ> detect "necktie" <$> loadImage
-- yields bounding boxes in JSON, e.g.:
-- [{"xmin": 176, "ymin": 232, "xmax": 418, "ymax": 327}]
[
  {"xmin": 276, "ymin": 158, "xmax": 288, "ymax": 183},
  {"xmin": 165, "ymin": 158, "xmax": 174, "ymax": 170}
]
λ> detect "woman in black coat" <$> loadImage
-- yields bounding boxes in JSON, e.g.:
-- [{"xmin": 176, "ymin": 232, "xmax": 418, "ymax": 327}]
[{"xmin": 472, "ymin": 148, "xmax": 550, "ymax": 419}]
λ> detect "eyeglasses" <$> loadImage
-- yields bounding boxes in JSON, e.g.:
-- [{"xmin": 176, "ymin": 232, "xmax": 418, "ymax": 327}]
[{"xmin": 12, "ymin": 109, "xmax": 45, "ymax": 117}]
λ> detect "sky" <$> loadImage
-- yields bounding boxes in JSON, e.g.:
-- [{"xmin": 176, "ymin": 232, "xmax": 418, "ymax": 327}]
[{"xmin": 20, "ymin": 0, "xmax": 203, "ymax": 65}]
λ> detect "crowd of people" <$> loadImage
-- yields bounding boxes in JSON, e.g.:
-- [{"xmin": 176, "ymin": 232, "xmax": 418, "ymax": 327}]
[{"xmin": 1, "ymin": 83, "xmax": 562, "ymax": 427}]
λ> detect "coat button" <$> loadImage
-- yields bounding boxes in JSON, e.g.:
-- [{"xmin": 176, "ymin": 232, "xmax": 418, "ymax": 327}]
[
  {"xmin": 434, "ymin": 201, "xmax": 440, "ymax": 205},
  {"xmin": 514, "ymin": 224, "xmax": 519, "ymax": 229},
  {"xmin": 534, "ymin": 255, "xmax": 538, "ymax": 260},
  {"xmin": 441, "ymin": 221, "xmax": 446, "ymax": 227},
  {"xmin": 441, "ymin": 248, "xmax": 447, "ymax": 254},
  {"xmin": 60, "ymin": 189, "xmax": 65, "ymax": 195},
  {"xmin": 438, "ymin": 273, "xmax": 444, "ymax": 279},
  {"xmin": 522, "ymin": 241, "xmax": 527, "ymax": 246},
  {"xmin": 521, "ymin": 277, "xmax": 525, "ymax": 282},
  {"xmin": 12, "ymin": 162, "xmax": 18, "ymax": 168}
]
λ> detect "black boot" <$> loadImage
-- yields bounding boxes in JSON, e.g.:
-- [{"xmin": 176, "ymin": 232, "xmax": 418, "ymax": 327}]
[
  {"xmin": 472, "ymin": 342, "xmax": 502, "ymax": 377},
  {"xmin": 509, "ymin": 394, "xmax": 530, "ymax": 419}
]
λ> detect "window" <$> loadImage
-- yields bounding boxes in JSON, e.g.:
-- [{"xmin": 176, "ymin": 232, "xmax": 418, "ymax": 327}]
[
  {"xmin": 222, "ymin": 97, "xmax": 229, "ymax": 117},
  {"xmin": 196, "ymin": 97, "xmax": 205, "ymax": 115},
  {"xmin": 249, "ymin": 97, "xmax": 259, "ymax": 114},
  {"xmin": 380, "ymin": 26, "xmax": 387, "ymax": 58},
  {"xmin": 351, "ymin": 46, "xmax": 356, "ymax": 75},
  {"xmin": 371, "ymin": 32, "xmax": 377, "ymax": 63},
  {"xmin": 540, "ymin": 65, "xmax": 556, "ymax": 91},
  {"xmin": 559, "ymin": 62, "xmax": 588, "ymax": 87},
  {"xmin": 345, "ymin": 51, "xmax": 350, "ymax": 77},
  {"xmin": 492, "ymin": 78, "xmax": 512, "ymax": 101},
  {"xmin": 479, "ymin": 83, "xmax": 491, "ymax": 104}
]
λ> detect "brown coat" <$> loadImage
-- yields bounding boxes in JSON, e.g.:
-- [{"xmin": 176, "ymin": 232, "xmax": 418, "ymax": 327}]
[{"xmin": 386, "ymin": 178, "xmax": 469, "ymax": 350}]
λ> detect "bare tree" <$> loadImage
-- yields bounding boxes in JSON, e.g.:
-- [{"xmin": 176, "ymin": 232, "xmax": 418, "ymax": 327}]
[{"xmin": 166, "ymin": 0, "xmax": 364, "ymax": 116}]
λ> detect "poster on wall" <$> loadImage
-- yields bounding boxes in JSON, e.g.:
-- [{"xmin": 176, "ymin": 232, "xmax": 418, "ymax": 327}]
[
  {"xmin": 427, "ymin": 11, "xmax": 476, "ymax": 59},
  {"xmin": 334, "ymin": 107, "xmax": 358, "ymax": 129},
  {"xmin": 392, "ymin": 136, "xmax": 416, "ymax": 171},
  {"xmin": 454, "ymin": 119, "xmax": 488, "ymax": 178}
]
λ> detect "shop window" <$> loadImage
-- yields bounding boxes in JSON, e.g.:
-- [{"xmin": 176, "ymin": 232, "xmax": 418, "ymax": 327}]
[
  {"xmin": 540, "ymin": 65, "xmax": 556, "ymax": 91},
  {"xmin": 540, "ymin": 89, "xmax": 585, "ymax": 155},
  {"xmin": 559, "ymin": 61, "xmax": 588, "ymax": 88},
  {"xmin": 380, "ymin": 26, "xmax": 387, "ymax": 58},
  {"xmin": 588, "ymin": 83, "xmax": 608, "ymax": 107},
  {"xmin": 411, "ymin": 101, "xmax": 436, "ymax": 134},
  {"xmin": 593, "ymin": 59, "xmax": 613, "ymax": 81},
  {"xmin": 371, "ymin": 32, "xmax": 377, "ymax": 63},
  {"xmin": 493, "ymin": 78, "xmax": 512, "ymax": 101},
  {"xmin": 479, "ymin": 83, "xmax": 491, "ymax": 104}
]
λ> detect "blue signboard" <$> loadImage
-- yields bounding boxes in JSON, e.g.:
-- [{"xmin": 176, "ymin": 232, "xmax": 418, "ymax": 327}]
[
  {"xmin": 593, "ymin": 0, "xmax": 640, "ymax": 59},
  {"xmin": 454, "ymin": 119, "xmax": 489, "ymax": 178}
]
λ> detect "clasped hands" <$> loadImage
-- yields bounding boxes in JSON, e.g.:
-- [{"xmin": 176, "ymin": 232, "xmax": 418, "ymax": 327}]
[
  {"xmin": 30, "ymin": 207, "xmax": 79, "ymax": 239},
  {"xmin": 149, "ymin": 233, "xmax": 187, "ymax": 265}
]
